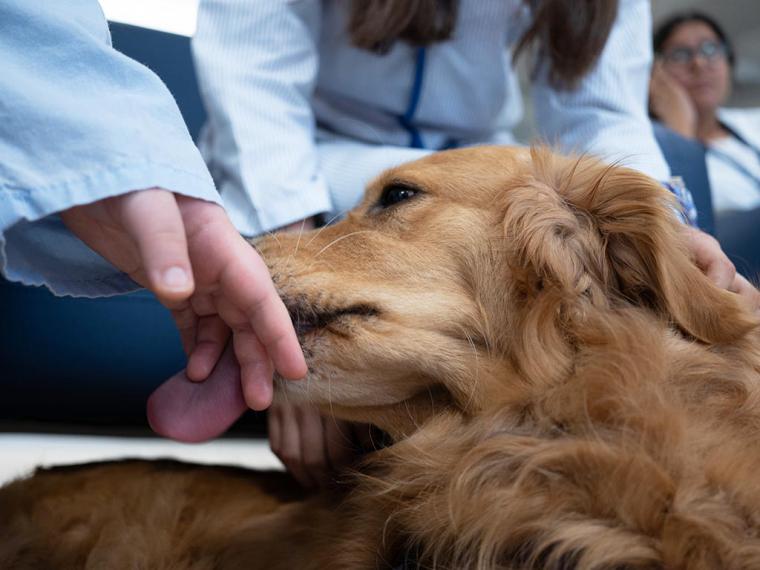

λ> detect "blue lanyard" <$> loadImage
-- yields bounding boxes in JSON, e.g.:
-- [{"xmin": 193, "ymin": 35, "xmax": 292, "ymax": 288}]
[
  {"xmin": 397, "ymin": 47, "xmax": 427, "ymax": 149},
  {"xmin": 397, "ymin": 47, "xmax": 460, "ymax": 151}
]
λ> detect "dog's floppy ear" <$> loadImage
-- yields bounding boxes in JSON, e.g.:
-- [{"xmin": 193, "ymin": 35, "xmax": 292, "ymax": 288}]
[
  {"xmin": 545, "ymin": 152, "xmax": 758, "ymax": 344},
  {"xmin": 497, "ymin": 156, "xmax": 607, "ymax": 383}
]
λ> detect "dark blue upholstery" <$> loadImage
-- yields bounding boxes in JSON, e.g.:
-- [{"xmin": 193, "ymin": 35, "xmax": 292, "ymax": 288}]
[
  {"xmin": 0, "ymin": 282, "xmax": 186, "ymax": 425},
  {"xmin": 652, "ymin": 122, "xmax": 715, "ymax": 236},
  {"xmin": 0, "ymin": 273, "xmax": 266, "ymax": 433},
  {"xmin": 653, "ymin": 123, "xmax": 758, "ymax": 277},
  {"xmin": 715, "ymin": 208, "xmax": 760, "ymax": 279}
]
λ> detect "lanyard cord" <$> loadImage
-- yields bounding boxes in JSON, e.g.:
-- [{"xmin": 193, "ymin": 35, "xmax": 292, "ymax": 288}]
[
  {"xmin": 396, "ymin": 46, "xmax": 461, "ymax": 151},
  {"xmin": 397, "ymin": 47, "xmax": 427, "ymax": 149}
]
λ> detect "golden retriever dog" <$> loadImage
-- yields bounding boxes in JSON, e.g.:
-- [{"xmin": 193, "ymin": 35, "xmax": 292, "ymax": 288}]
[{"xmin": 2, "ymin": 146, "xmax": 760, "ymax": 569}]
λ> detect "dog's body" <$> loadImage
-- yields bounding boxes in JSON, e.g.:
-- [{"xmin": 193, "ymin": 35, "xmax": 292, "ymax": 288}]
[{"xmin": 2, "ymin": 147, "xmax": 759, "ymax": 569}]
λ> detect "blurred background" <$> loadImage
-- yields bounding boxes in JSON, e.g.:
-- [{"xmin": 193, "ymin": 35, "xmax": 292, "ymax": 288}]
[
  {"xmin": 652, "ymin": 0, "xmax": 760, "ymax": 106},
  {"xmin": 98, "ymin": 0, "xmax": 760, "ymax": 107}
]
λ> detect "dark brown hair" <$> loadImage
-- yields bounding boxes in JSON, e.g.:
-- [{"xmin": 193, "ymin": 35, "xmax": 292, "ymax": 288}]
[
  {"xmin": 349, "ymin": 0, "xmax": 619, "ymax": 89},
  {"xmin": 653, "ymin": 11, "xmax": 735, "ymax": 67}
]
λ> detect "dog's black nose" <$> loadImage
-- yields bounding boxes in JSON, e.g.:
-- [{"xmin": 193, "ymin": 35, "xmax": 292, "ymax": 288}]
[
  {"xmin": 284, "ymin": 299, "xmax": 380, "ymax": 337},
  {"xmin": 284, "ymin": 298, "xmax": 321, "ymax": 336}
]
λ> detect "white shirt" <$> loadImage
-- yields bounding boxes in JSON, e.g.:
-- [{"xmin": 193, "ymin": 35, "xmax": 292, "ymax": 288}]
[
  {"xmin": 709, "ymin": 108, "xmax": 760, "ymax": 213},
  {"xmin": 193, "ymin": 0, "xmax": 669, "ymax": 237}
]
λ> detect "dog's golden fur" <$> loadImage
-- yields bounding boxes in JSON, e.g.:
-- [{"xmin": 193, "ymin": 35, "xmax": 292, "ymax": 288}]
[{"xmin": 2, "ymin": 147, "xmax": 759, "ymax": 569}]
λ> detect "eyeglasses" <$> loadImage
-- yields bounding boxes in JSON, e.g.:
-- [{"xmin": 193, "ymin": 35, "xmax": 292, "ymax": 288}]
[{"xmin": 661, "ymin": 40, "xmax": 727, "ymax": 65}]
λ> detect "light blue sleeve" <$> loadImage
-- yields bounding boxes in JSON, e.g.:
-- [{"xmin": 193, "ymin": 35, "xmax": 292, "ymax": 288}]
[
  {"xmin": 193, "ymin": 0, "xmax": 331, "ymax": 236},
  {"xmin": 0, "ymin": 0, "xmax": 221, "ymax": 297},
  {"xmin": 531, "ymin": 0, "xmax": 670, "ymax": 181}
]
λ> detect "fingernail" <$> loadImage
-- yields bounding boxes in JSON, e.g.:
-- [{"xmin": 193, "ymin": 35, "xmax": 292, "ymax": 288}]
[{"xmin": 163, "ymin": 266, "xmax": 190, "ymax": 290}]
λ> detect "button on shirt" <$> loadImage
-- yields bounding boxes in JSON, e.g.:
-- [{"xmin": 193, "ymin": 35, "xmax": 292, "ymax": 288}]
[{"xmin": 0, "ymin": 0, "xmax": 220, "ymax": 297}]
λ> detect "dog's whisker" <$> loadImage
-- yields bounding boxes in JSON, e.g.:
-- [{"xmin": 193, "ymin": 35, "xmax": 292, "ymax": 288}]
[
  {"xmin": 281, "ymin": 219, "xmax": 309, "ymax": 270},
  {"xmin": 313, "ymin": 230, "xmax": 375, "ymax": 260},
  {"xmin": 304, "ymin": 209, "xmax": 350, "ymax": 248},
  {"xmin": 303, "ymin": 223, "xmax": 330, "ymax": 250},
  {"xmin": 324, "ymin": 373, "xmax": 355, "ymax": 446},
  {"xmin": 283, "ymin": 243, "xmax": 295, "ymax": 271},
  {"xmin": 324, "ymin": 209, "xmax": 349, "ymax": 226},
  {"xmin": 299, "ymin": 237, "xmax": 344, "ymax": 274},
  {"xmin": 261, "ymin": 229, "xmax": 283, "ymax": 248},
  {"xmin": 288, "ymin": 219, "xmax": 308, "ymax": 265},
  {"xmin": 326, "ymin": 372, "xmax": 334, "ymax": 418}
]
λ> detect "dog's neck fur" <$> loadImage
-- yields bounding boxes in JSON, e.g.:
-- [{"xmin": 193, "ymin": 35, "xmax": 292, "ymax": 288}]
[{"xmin": 302, "ymin": 305, "xmax": 760, "ymax": 570}]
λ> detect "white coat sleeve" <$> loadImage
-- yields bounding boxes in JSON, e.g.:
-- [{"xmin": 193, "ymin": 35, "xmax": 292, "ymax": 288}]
[
  {"xmin": 193, "ymin": 0, "xmax": 332, "ymax": 236},
  {"xmin": 531, "ymin": 0, "xmax": 670, "ymax": 181}
]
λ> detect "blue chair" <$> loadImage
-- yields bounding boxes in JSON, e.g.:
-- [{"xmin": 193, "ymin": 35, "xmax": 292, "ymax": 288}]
[
  {"xmin": 715, "ymin": 208, "xmax": 760, "ymax": 280},
  {"xmin": 653, "ymin": 123, "xmax": 758, "ymax": 277},
  {"xmin": 0, "ymin": 282, "xmax": 186, "ymax": 425},
  {"xmin": 652, "ymin": 122, "xmax": 715, "ymax": 236}
]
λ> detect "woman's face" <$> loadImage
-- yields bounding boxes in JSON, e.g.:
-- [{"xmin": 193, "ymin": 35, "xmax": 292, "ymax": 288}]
[{"xmin": 660, "ymin": 21, "xmax": 732, "ymax": 114}]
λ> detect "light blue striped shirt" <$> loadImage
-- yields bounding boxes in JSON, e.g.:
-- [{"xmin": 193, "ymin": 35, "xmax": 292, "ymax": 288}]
[
  {"xmin": 0, "ymin": 0, "xmax": 220, "ymax": 296},
  {"xmin": 194, "ymin": 0, "xmax": 671, "ymax": 237}
]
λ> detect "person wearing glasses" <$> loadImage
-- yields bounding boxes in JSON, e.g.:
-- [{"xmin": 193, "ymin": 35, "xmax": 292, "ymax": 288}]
[{"xmin": 650, "ymin": 12, "xmax": 760, "ymax": 273}]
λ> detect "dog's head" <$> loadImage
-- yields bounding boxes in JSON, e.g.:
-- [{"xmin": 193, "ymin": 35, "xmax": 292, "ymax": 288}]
[{"xmin": 257, "ymin": 146, "xmax": 757, "ymax": 435}]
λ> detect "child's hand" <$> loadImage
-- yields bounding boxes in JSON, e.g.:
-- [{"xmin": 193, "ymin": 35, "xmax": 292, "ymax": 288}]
[
  {"xmin": 268, "ymin": 401, "xmax": 358, "ymax": 488},
  {"xmin": 62, "ymin": 189, "xmax": 307, "ymax": 445}
]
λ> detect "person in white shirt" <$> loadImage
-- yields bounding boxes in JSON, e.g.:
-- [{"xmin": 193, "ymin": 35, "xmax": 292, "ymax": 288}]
[
  {"xmin": 193, "ymin": 0, "xmax": 758, "ymax": 488},
  {"xmin": 195, "ymin": 0, "xmax": 671, "ymax": 236},
  {"xmin": 650, "ymin": 11, "xmax": 760, "ymax": 274}
]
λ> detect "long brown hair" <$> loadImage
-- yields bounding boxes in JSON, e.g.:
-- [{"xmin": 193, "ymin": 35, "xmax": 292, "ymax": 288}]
[{"xmin": 349, "ymin": 0, "xmax": 619, "ymax": 89}]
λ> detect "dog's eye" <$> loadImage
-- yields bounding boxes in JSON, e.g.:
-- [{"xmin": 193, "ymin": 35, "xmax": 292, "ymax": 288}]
[{"xmin": 379, "ymin": 185, "xmax": 419, "ymax": 209}]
